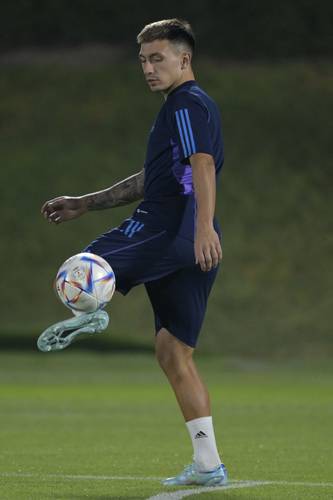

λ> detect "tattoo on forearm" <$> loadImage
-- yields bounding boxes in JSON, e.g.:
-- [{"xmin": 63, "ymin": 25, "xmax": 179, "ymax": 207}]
[{"xmin": 86, "ymin": 169, "xmax": 144, "ymax": 211}]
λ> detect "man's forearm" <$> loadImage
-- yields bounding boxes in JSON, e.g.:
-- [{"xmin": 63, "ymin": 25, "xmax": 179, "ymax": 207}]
[
  {"xmin": 190, "ymin": 154, "xmax": 216, "ymax": 227},
  {"xmin": 82, "ymin": 169, "xmax": 144, "ymax": 211},
  {"xmin": 190, "ymin": 153, "xmax": 222, "ymax": 272}
]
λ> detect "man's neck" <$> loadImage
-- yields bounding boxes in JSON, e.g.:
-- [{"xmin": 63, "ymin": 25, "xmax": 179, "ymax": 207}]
[{"xmin": 162, "ymin": 71, "xmax": 195, "ymax": 100}]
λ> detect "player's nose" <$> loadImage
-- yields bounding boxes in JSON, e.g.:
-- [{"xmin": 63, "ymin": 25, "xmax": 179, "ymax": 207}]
[{"xmin": 143, "ymin": 61, "xmax": 155, "ymax": 75}]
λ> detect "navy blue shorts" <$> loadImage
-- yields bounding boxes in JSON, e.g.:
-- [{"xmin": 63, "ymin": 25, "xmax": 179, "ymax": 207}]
[{"xmin": 84, "ymin": 217, "xmax": 219, "ymax": 348}]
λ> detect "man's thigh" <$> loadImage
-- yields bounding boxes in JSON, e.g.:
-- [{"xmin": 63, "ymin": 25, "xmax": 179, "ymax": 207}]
[
  {"xmin": 83, "ymin": 218, "xmax": 178, "ymax": 294},
  {"xmin": 145, "ymin": 262, "xmax": 219, "ymax": 348}
]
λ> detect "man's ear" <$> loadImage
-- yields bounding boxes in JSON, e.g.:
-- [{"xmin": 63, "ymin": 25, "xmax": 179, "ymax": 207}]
[{"xmin": 181, "ymin": 53, "xmax": 191, "ymax": 69}]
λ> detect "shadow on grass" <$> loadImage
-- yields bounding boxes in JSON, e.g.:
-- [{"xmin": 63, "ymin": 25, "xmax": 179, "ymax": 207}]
[
  {"xmin": 0, "ymin": 334, "xmax": 154, "ymax": 354},
  {"xmin": 53, "ymin": 496, "xmax": 144, "ymax": 500}
]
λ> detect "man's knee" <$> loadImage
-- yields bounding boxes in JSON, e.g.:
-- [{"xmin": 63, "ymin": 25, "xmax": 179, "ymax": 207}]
[{"xmin": 155, "ymin": 328, "xmax": 193, "ymax": 377}]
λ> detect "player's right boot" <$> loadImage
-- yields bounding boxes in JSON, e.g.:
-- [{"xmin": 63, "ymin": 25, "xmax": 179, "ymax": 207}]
[
  {"xmin": 162, "ymin": 463, "xmax": 228, "ymax": 487},
  {"xmin": 37, "ymin": 310, "xmax": 109, "ymax": 352}
]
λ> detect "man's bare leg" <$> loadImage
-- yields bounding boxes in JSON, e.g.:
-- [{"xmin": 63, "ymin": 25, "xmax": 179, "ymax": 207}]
[
  {"xmin": 155, "ymin": 328, "xmax": 223, "ymax": 472},
  {"xmin": 155, "ymin": 327, "xmax": 210, "ymax": 420}
]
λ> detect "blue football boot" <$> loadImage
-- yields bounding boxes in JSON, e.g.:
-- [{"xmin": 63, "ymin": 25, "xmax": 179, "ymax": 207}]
[
  {"xmin": 162, "ymin": 463, "xmax": 228, "ymax": 486},
  {"xmin": 37, "ymin": 310, "xmax": 109, "ymax": 352}
]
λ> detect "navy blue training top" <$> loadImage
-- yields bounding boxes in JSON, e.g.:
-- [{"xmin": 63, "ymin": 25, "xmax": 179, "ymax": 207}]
[{"xmin": 133, "ymin": 80, "xmax": 224, "ymax": 240}]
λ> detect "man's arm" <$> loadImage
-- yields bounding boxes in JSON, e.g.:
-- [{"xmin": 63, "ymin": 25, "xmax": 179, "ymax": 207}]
[
  {"xmin": 41, "ymin": 169, "xmax": 144, "ymax": 224},
  {"xmin": 84, "ymin": 168, "xmax": 144, "ymax": 210},
  {"xmin": 190, "ymin": 153, "xmax": 222, "ymax": 272}
]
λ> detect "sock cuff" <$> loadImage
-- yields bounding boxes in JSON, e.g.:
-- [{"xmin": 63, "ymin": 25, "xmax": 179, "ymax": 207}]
[{"xmin": 186, "ymin": 416, "xmax": 212, "ymax": 430}]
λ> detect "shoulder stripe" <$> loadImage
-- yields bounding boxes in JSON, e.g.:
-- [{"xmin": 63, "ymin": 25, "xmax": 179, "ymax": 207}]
[
  {"xmin": 175, "ymin": 108, "xmax": 197, "ymax": 157},
  {"xmin": 175, "ymin": 110, "xmax": 189, "ymax": 157},
  {"xmin": 184, "ymin": 108, "xmax": 196, "ymax": 154},
  {"xmin": 179, "ymin": 109, "xmax": 192, "ymax": 156}
]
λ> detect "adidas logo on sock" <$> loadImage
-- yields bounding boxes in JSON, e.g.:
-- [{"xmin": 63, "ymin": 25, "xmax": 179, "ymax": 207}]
[{"xmin": 195, "ymin": 431, "xmax": 208, "ymax": 439}]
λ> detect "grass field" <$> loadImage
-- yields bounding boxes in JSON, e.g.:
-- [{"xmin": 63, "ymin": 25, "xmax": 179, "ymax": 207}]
[{"xmin": 0, "ymin": 351, "xmax": 332, "ymax": 499}]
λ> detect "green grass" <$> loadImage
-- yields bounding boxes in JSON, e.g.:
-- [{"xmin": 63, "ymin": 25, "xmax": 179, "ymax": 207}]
[
  {"xmin": 0, "ymin": 352, "xmax": 332, "ymax": 499},
  {"xmin": 0, "ymin": 60, "xmax": 332, "ymax": 355}
]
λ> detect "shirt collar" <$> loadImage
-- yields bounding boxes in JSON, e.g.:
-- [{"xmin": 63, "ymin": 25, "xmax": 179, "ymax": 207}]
[{"xmin": 167, "ymin": 80, "xmax": 196, "ymax": 98}]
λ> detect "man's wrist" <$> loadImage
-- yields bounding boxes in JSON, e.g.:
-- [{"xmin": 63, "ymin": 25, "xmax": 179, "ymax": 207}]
[{"xmin": 196, "ymin": 216, "xmax": 214, "ymax": 231}]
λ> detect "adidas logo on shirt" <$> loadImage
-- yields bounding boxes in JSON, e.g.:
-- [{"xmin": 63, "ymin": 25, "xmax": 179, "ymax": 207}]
[{"xmin": 194, "ymin": 431, "xmax": 208, "ymax": 439}]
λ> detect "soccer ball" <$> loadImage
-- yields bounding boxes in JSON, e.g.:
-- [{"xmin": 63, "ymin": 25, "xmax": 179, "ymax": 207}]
[{"xmin": 55, "ymin": 253, "xmax": 116, "ymax": 315}]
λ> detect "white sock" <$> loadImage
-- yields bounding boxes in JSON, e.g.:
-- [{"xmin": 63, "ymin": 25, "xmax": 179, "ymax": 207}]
[{"xmin": 186, "ymin": 416, "xmax": 222, "ymax": 472}]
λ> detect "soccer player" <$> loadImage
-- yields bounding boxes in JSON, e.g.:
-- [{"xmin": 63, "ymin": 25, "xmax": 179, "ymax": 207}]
[{"xmin": 40, "ymin": 19, "xmax": 227, "ymax": 487}]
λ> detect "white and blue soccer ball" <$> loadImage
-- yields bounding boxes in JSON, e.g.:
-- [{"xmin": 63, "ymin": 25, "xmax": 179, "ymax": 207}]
[{"xmin": 55, "ymin": 253, "xmax": 116, "ymax": 315}]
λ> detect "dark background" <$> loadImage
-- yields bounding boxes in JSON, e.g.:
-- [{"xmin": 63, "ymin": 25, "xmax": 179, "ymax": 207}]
[{"xmin": 2, "ymin": 0, "xmax": 333, "ymax": 58}]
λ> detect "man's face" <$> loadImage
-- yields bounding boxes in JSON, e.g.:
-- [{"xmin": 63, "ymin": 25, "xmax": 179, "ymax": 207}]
[{"xmin": 139, "ymin": 39, "xmax": 186, "ymax": 94}]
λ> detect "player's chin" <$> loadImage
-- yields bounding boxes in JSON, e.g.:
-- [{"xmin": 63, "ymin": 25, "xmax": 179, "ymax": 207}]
[{"xmin": 147, "ymin": 80, "xmax": 166, "ymax": 92}]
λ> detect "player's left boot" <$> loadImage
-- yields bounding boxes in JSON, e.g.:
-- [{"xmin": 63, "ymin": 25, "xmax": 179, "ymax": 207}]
[
  {"xmin": 162, "ymin": 463, "xmax": 228, "ymax": 487},
  {"xmin": 37, "ymin": 310, "xmax": 109, "ymax": 352}
]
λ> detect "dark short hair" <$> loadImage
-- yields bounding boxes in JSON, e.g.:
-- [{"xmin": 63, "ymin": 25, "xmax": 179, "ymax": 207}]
[{"xmin": 137, "ymin": 18, "xmax": 195, "ymax": 54}]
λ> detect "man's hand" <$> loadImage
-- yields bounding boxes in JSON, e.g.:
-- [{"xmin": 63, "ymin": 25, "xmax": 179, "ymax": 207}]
[
  {"xmin": 41, "ymin": 196, "xmax": 87, "ymax": 224},
  {"xmin": 194, "ymin": 223, "xmax": 222, "ymax": 272}
]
